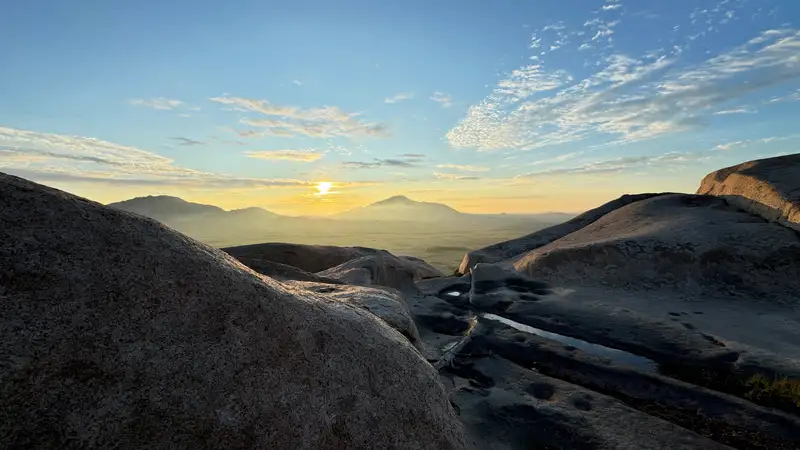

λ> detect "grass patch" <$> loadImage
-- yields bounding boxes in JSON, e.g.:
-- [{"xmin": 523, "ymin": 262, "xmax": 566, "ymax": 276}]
[
  {"xmin": 658, "ymin": 363, "xmax": 800, "ymax": 416},
  {"xmin": 744, "ymin": 374, "xmax": 800, "ymax": 410}
]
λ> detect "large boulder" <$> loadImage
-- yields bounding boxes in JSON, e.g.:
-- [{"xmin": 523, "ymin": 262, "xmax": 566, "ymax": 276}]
[
  {"xmin": 316, "ymin": 252, "xmax": 420, "ymax": 293},
  {"xmin": 222, "ymin": 242, "xmax": 379, "ymax": 273},
  {"xmin": 283, "ymin": 280, "xmax": 424, "ymax": 352},
  {"xmin": 697, "ymin": 153, "xmax": 800, "ymax": 232},
  {"xmin": 511, "ymin": 194, "xmax": 800, "ymax": 303},
  {"xmin": 458, "ymin": 193, "xmax": 667, "ymax": 274},
  {"xmin": 224, "ymin": 243, "xmax": 443, "ymax": 281},
  {"xmin": 0, "ymin": 173, "xmax": 466, "ymax": 449}
]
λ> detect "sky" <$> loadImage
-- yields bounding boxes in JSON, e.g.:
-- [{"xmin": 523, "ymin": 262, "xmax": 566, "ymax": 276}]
[{"xmin": 1, "ymin": 0, "xmax": 799, "ymax": 216}]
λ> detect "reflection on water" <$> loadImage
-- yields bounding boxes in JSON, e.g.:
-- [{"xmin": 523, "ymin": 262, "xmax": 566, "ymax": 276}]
[
  {"xmin": 481, "ymin": 313, "xmax": 658, "ymax": 373},
  {"xmin": 444, "ymin": 291, "xmax": 462, "ymax": 297}
]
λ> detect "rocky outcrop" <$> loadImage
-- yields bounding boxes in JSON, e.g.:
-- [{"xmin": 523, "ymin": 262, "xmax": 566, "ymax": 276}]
[
  {"xmin": 697, "ymin": 153, "xmax": 800, "ymax": 232},
  {"xmin": 457, "ymin": 193, "xmax": 667, "ymax": 274},
  {"xmin": 284, "ymin": 280, "xmax": 424, "ymax": 352},
  {"xmin": 223, "ymin": 242, "xmax": 380, "ymax": 273},
  {"xmin": 225, "ymin": 256, "xmax": 346, "ymax": 284},
  {"xmin": 0, "ymin": 173, "xmax": 466, "ymax": 449},
  {"xmin": 317, "ymin": 252, "xmax": 421, "ymax": 292},
  {"xmin": 511, "ymin": 194, "xmax": 800, "ymax": 303},
  {"xmin": 224, "ymin": 242, "xmax": 443, "ymax": 281}
]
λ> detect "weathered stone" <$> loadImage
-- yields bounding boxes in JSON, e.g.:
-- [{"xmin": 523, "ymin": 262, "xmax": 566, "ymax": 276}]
[{"xmin": 0, "ymin": 172, "xmax": 466, "ymax": 450}]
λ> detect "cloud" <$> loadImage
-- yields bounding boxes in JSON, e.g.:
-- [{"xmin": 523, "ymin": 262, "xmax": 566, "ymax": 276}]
[
  {"xmin": 602, "ymin": 4, "xmax": 622, "ymax": 11},
  {"xmin": 714, "ymin": 108, "xmax": 755, "ymax": 115},
  {"xmin": 447, "ymin": 28, "xmax": 800, "ymax": 151},
  {"xmin": 341, "ymin": 156, "xmax": 422, "ymax": 169},
  {"xmin": 243, "ymin": 150, "xmax": 325, "ymax": 162},
  {"xmin": 171, "ymin": 137, "xmax": 205, "ymax": 146},
  {"xmin": 528, "ymin": 151, "xmax": 584, "ymax": 166},
  {"xmin": 399, "ymin": 153, "xmax": 426, "ymax": 158},
  {"xmin": 714, "ymin": 140, "xmax": 748, "ymax": 151},
  {"xmin": 384, "ymin": 92, "xmax": 414, "ymax": 104},
  {"xmin": 767, "ymin": 89, "xmax": 800, "ymax": 103},
  {"xmin": 129, "ymin": 98, "xmax": 184, "ymax": 110},
  {"xmin": 517, "ymin": 152, "xmax": 714, "ymax": 178},
  {"xmin": 435, "ymin": 164, "xmax": 490, "ymax": 172},
  {"xmin": 292, "ymin": 80, "xmax": 303, "ymax": 86},
  {"xmin": 430, "ymin": 92, "xmax": 453, "ymax": 108},
  {"xmin": 210, "ymin": 96, "xmax": 389, "ymax": 139},
  {"xmin": 0, "ymin": 126, "xmax": 316, "ymax": 189},
  {"xmin": 432, "ymin": 172, "xmax": 480, "ymax": 181},
  {"xmin": 236, "ymin": 129, "xmax": 265, "ymax": 138}
]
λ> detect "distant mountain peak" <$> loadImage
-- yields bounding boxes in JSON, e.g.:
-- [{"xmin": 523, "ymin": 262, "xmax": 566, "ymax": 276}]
[{"xmin": 372, "ymin": 195, "xmax": 417, "ymax": 206}]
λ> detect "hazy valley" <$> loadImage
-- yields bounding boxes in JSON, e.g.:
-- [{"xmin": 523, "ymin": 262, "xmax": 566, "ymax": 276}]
[{"xmin": 108, "ymin": 195, "xmax": 573, "ymax": 272}]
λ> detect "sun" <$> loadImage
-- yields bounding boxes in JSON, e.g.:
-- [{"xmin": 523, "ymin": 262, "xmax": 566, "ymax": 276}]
[{"xmin": 315, "ymin": 181, "xmax": 333, "ymax": 196}]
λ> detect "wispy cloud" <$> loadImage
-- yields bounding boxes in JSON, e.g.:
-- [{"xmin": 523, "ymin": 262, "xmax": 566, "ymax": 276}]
[
  {"xmin": 767, "ymin": 89, "xmax": 800, "ymax": 103},
  {"xmin": 384, "ymin": 92, "xmax": 414, "ymax": 104},
  {"xmin": 517, "ymin": 152, "xmax": 714, "ymax": 178},
  {"xmin": 399, "ymin": 153, "xmax": 426, "ymax": 158},
  {"xmin": 714, "ymin": 108, "xmax": 755, "ymax": 115},
  {"xmin": 432, "ymin": 172, "xmax": 480, "ymax": 181},
  {"xmin": 171, "ymin": 137, "xmax": 205, "ymax": 146},
  {"xmin": 292, "ymin": 79, "xmax": 303, "ymax": 86},
  {"xmin": 210, "ymin": 96, "xmax": 389, "ymax": 139},
  {"xmin": 528, "ymin": 151, "xmax": 584, "ymax": 166},
  {"xmin": 243, "ymin": 150, "xmax": 325, "ymax": 162},
  {"xmin": 430, "ymin": 92, "xmax": 453, "ymax": 108},
  {"xmin": 0, "ymin": 126, "xmax": 316, "ymax": 189},
  {"xmin": 447, "ymin": 27, "xmax": 800, "ymax": 151},
  {"xmin": 341, "ymin": 157, "xmax": 420, "ymax": 169},
  {"xmin": 435, "ymin": 164, "xmax": 490, "ymax": 172},
  {"xmin": 129, "ymin": 97, "xmax": 184, "ymax": 110}
]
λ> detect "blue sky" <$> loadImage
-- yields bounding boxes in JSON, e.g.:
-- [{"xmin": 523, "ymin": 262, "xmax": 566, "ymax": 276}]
[{"xmin": 1, "ymin": 0, "xmax": 799, "ymax": 215}]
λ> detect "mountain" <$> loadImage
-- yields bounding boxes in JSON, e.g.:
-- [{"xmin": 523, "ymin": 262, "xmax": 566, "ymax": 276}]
[
  {"xmin": 332, "ymin": 195, "xmax": 463, "ymax": 222},
  {"xmin": 107, "ymin": 195, "xmax": 225, "ymax": 221}
]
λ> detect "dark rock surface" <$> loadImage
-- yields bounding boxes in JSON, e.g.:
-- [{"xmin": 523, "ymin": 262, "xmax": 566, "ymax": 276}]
[{"xmin": 0, "ymin": 172, "xmax": 467, "ymax": 449}]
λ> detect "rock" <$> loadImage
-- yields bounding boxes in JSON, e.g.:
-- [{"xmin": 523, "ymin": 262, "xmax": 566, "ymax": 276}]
[
  {"xmin": 512, "ymin": 194, "xmax": 800, "ymax": 304},
  {"xmin": 225, "ymin": 256, "xmax": 345, "ymax": 284},
  {"xmin": 0, "ymin": 172, "xmax": 467, "ymax": 449},
  {"xmin": 397, "ymin": 255, "xmax": 445, "ymax": 279},
  {"xmin": 316, "ymin": 252, "xmax": 420, "ymax": 293},
  {"xmin": 222, "ymin": 242, "xmax": 380, "ymax": 273},
  {"xmin": 458, "ymin": 193, "xmax": 667, "ymax": 274},
  {"xmin": 282, "ymin": 280, "xmax": 425, "ymax": 353},
  {"xmin": 224, "ymin": 243, "xmax": 444, "ymax": 282},
  {"xmin": 697, "ymin": 153, "xmax": 800, "ymax": 233},
  {"xmin": 447, "ymin": 353, "xmax": 730, "ymax": 450}
]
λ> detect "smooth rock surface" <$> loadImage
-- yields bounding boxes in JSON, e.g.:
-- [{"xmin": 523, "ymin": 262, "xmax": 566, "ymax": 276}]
[
  {"xmin": 316, "ymin": 252, "xmax": 421, "ymax": 293},
  {"xmin": 697, "ymin": 153, "xmax": 800, "ymax": 232},
  {"xmin": 223, "ymin": 242, "xmax": 380, "ymax": 273},
  {"xmin": 512, "ymin": 194, "xmax": 800, "ymax": 304},
  {"xmin": 458, "ymin": 193, "xmax": 667, "ymax": 274},
  {"xmin": 0, "ymin": 172, "xmax": 467, "ymax": 450}
]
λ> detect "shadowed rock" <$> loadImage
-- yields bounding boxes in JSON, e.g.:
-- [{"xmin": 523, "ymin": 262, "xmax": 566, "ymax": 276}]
[{"xmin": 0, "ymin": 172, "xmax": 467, "ymax": 450}]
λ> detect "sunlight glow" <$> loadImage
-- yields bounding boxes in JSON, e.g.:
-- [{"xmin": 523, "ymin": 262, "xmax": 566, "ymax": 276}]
[{"xmin": 316, "ymin": 182, "xmax": 333, "ymax": 196}]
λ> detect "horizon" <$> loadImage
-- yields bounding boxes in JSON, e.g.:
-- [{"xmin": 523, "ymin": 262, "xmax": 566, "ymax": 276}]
[
  {"xmin": 108, "ymin": 192, "xmax": 583, "ymax": 217},
  {"xmin": 2, "ymin": 0, "xmax": 799, "ymax": 216}
]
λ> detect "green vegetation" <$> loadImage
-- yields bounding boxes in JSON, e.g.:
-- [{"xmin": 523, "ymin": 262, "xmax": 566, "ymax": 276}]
[
  {"xmin": 659, "ymin": 363, "xmax": 800, "ymax": 416},
  {"xmin": 744, "ymin": 374, "xmax": 800, "ymax": 410}
]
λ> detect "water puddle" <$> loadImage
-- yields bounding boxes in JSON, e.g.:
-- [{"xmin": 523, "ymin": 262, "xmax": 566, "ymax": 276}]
[{"xmin": 481, "ymin": 313, "xmax": 658, "ymax": 373}]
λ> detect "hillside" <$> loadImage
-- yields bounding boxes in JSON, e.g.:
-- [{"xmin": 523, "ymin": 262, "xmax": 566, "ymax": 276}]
[{"xmin": 332, "ymin": 195, "xmax": 463, "ymax": 221}]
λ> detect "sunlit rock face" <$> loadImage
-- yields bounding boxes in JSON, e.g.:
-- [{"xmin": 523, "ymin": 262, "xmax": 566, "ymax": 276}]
[
  {"xmin": 697, "ymin": 153, "xmax": 800, "ymax": 233},
  {"xmin": 0, "ymin": 172, "xmax": 467, "ymax": 450}
]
